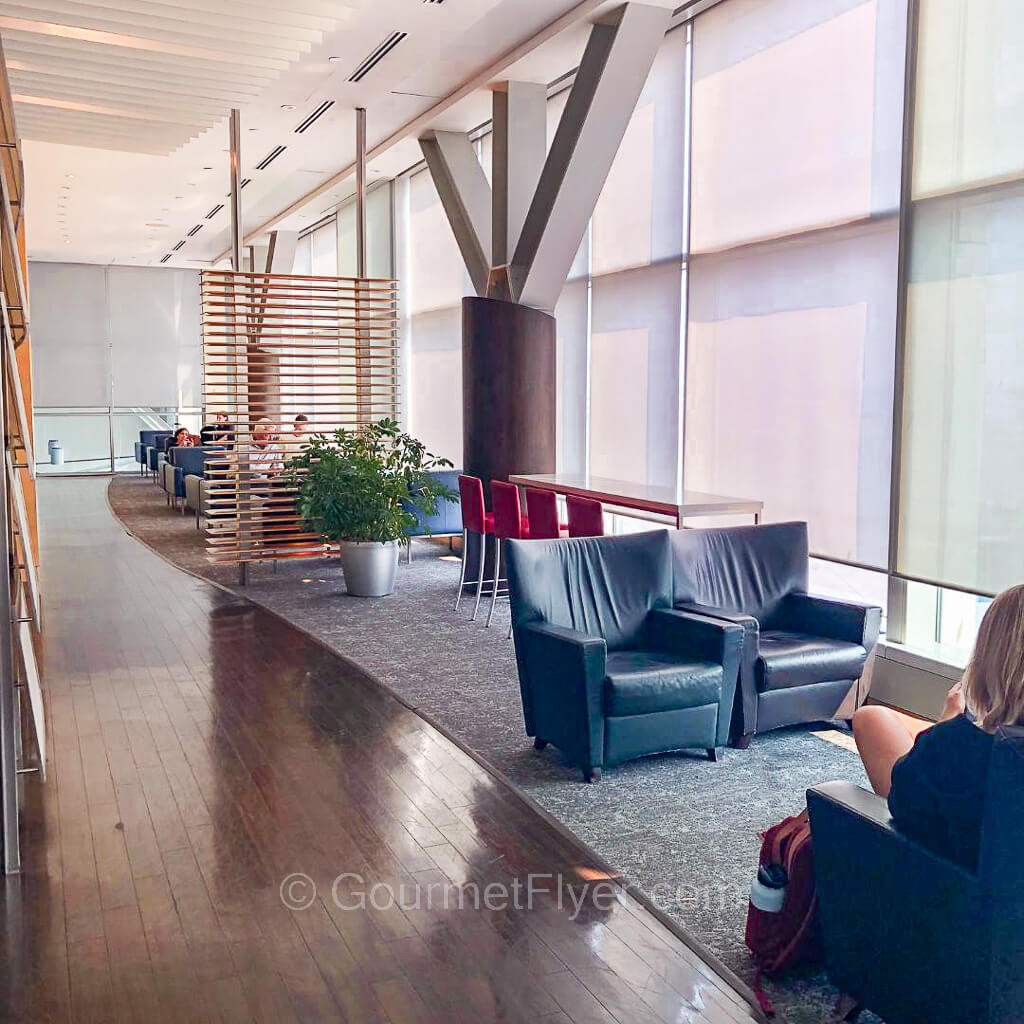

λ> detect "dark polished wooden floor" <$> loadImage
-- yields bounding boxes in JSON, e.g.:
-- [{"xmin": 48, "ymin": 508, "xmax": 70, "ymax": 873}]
[{"xmin": 0, "ymin": 478, "xmax": 761, "ymax": 1024}]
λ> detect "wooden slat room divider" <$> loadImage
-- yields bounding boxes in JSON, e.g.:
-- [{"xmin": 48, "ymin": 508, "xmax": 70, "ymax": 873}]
[{"xmin": 200, "ymin": 269, "xmax": 400, "ymax": 568}]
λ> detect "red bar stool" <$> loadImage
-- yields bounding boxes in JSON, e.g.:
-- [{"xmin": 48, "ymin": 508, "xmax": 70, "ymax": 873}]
[
  {"xmin": 566, "ymin": 494, "xmax": 605, "ymax": 537},
  {"xmin": 488, "ymin": 480, "xmax": 529, "ymax": 634},
  {"xmin": 456, "ymin": 474, "xmax": 494, "ymax": 620},
  {"xmin": 524, "ymin": 488, "xmax": 568, "ymax": 540}
]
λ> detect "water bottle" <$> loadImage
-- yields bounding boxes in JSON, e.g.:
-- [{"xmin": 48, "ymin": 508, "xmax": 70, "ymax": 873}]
[{"xmin": 750, "ymin": 862, "xmax": 787, "ymax": 913}]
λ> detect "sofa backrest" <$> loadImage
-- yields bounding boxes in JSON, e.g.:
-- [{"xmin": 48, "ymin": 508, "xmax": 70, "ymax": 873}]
[
  {"xmin": 980, "ymin": 726, "xmax": 1024, "ymax": 1020},
  {"xmin": 405, "ymin": 470, "xmax": 462, "ymax": 535},
  {"xmin": 671, "ymin": 521, "xmax": 809, "ymax": 624},
  {"xmin": 140, "ymin": 429, "xmax": 172, "ymax": 448},
  {"xmin": 506, "ymin": 530, "xmax": 673, "ymax": 651},
  {"xmin": 171, "ymin": 446, "xmax": 211, "ymax": 477}
]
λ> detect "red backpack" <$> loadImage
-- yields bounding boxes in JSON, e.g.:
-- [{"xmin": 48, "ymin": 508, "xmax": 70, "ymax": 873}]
[{"xmin": 745, "ymin": 809, "xmax": 821, "ymax": 1015}]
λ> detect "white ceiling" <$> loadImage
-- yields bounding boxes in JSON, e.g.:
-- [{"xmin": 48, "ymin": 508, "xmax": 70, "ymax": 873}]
[
  {"xmin": 11, "ymin": 0, "xmax": 679, "ymax": 267},
  {"xmin": 2, "ymin": 1, "xmax": 360, "ymax": 154}
]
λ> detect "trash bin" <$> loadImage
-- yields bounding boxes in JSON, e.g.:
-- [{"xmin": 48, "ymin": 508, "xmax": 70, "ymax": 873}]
[{"xmin": 50, "ymin": 445, "xmax": 64, "ymax": 466}]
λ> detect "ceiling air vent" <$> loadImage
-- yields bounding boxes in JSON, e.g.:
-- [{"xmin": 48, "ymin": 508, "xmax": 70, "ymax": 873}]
[
  {"xmin": 205, "ymin": 203, "xmax": 224, "ymax": 219},
  {"xmin": 348, "ymin": 32, "xmax": 407, "ymax": 83},
  {"xmin": 172, "ymin": 240, "xmax": 186, "ymax": 251},
  {"xmin": 187, "ymin": 224, "xmax": 203, "ymax": 237},
  {"xmin": 424, "ymin": 0, "xmax": 445, "ymax": 4},
  {"xmin": 240, "ymin": 177, "xmax": 251, "ymax": 188},
  {"xmin": 160, "ymin": 254, "xmax": 171, "ymax": 263},
  {"xmin": 256, "ymin": 145, "xmax": 286, "ymax": 171},
  {"xmin": 294, "ymin": 100, "xmax": 335, "ymax": 134}
]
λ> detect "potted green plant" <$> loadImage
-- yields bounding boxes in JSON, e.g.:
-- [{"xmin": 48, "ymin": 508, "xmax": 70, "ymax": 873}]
[{"xmin": 287, "ymin": 418, "xmax": 455, "ymax": 597}]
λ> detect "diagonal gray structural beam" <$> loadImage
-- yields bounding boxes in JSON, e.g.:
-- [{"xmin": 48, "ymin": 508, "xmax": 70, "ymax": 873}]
[
  {"xmin": 492, "ymin": 81, "xmax": 547, "ymax": 268},
  {"xmin": 512, "ymin": 3, "xmax": 670, "ymax": 310},
  {"xmin": 419, "ymin": 130, "xmax": 492, "ymax": 296},
  {"xmin": 266, "ymin": 230, "xmax": 298, "ymax": 274}
]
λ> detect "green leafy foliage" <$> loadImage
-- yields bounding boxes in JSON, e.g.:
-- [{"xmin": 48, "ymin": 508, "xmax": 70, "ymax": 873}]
[{"xmin": 286, "ymin": 418, "xmax": 456, "ymax": 546}]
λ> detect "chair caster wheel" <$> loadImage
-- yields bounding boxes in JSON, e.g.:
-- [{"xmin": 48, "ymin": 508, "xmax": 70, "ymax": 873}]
[
  {"xmin": 706, "ymin": 747, "xmax": 721, "ymax": 762},
  {"xmin": 533, "ymin": 738, "xmax": 548, "ymax": 750},
  {"xmin": 730, "ymin": 734, "xmax": 753, "ymax": 750},
  {"xmin": 582, "ymin": 767, "xmax": 601, "ymax": 783}
]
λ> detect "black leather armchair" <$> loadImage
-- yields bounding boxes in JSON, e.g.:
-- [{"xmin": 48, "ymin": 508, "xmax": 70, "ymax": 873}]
[
  {"xmin": 507, "ymin": 531, "xmax": 743, "ymax": 781},
  {"xmin": 671, "ymin": 522, "xmax": 881, "ymax": 744},
  {"xmin": 807, "ymin": 727, "xmax": 1024, "ymax": 1024}
]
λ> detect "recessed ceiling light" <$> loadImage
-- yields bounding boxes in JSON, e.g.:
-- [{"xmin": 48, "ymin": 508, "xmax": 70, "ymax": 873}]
[
  {"xmin": 280, "ymin": 104, "xmax": 295, "ymax": 110},
  {"xmin": 328, "ymin": 56, "xmax": 344, "ymax": 63},
  {"xmin": 64, "ymin": 239, "xmax": 71, "ymax": 245},
  {"xmin": 174, "ymin": 195, "xmax": 184, "ymax": 199},
  {"xmin": 202, "ymin": 166, "xmax": 213, "ymax": 171},
  {"xmin": 64, "ymin": 173, "xmax": 74, "ymax": 179}
]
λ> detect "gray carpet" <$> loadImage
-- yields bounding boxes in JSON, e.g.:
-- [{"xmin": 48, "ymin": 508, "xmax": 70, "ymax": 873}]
[{"xmin": 108, "ymin": 475, "xmax": 880, "ymax": 1023}]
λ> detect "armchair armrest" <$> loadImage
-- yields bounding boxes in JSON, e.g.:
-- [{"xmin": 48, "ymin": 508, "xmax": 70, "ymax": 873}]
[
  {"xmin": 646, "ymin": 609, "xmax": 742, "ymax": 746},
  {"xmin": 514, "ymin": 621, "xmax": 607, "ymax": 769},
  {"xmin": 778, "ymin": 593, "xmax": 881, "ymax": 649},
  {"xmin": 646, "ymin": 607, "xmax": 742, "ymax": 668},
  {"xmin": 675, "ymin": 601, "xmax": 759, "ymax": 741}
]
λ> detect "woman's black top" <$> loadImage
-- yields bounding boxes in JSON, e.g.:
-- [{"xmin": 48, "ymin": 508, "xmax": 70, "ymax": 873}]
[{"xmin": 888, "ymin": 712, "xmax": 994, "ymax": 872}]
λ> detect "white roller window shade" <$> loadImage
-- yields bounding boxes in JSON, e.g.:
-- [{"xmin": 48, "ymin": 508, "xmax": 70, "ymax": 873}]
[
  {"xmin": 109, "ymin": 267, "xmax": 201, "ymax": 408},
  {"xmin": 591, "ymin": 30, "xmax": 686, "ymax": 276},
  {"xmin": 686, "ymin": 222, "xmax": 897, "ymax": 565},
  {"xmin": 897, "ymin": 0, "xmax": 1024, "ymax": 593},
  {"xmin": 686, "ymin": 0, "xmax": 905, "ymax": 566},
  {"xmin": 554, "ymin": 279, "xmax": 588, "ymax": 475},
  {"xmin": 590, "ymin": 261, "xmax": 682, "ymax": 488},
  {"xmin": 913, "ymin": 0, "xmax": 1024, "ymax": 198},
  {"xmin": 407, "ymin": 307, "xmax": 462, "ymax": 466},
  {"xmin": 406, "ymin": 169, "xmax": 469, "ymax": 465},
  {"xmin": 29, "ymin": 262, "xmax": 110, "ymax": 406},
  {"xmin": 691, "ymin": 0, "xmax": 904, "ymax": 252},
  {"xmin": 310, "ymin": 220, "xmax": 337, "ymax": 276},
  {"xmin": 337, "ymin": 184, "xmax": 393, "ymax": 280}
]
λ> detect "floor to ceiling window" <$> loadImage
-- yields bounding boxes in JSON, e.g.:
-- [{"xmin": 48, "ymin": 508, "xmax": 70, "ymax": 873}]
[
  {"xmin": 588, "ymin": 29, "xmax": 688, "ymax": 488},
  {"xmin": 896, "ymin": 0, "xmax": 1024, "ymax": 599},
  {"xmin": 400, "ymin": 168, "xmax": 471, "ymax": 466},
  {"xmin": 376, "ymin": 0, "xmax": 1021, "ymax": 661},
  {"xmin": 30, "ymin": 262, "xmax": 202, "ymax": 474},
  {"xmin": 685, "ymin": 0, "xmax": 907, "ymax": 570}
]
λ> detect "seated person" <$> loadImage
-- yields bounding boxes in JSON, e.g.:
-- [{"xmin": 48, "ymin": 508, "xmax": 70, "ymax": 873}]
[
  {"xmin": 292, "ymin": 413, "xmax": 310, "ymax": 440},
  {"xmin": 170, "ymin": 426, "xmax": 199, "ymax": 449},
  {"xmin": 200, "ymin": 411, "xmax": 234, "ymax": 446},
  {"xmin": 852, "ymin": 585, "xmax": 1024, "ymax": 870},
  {"xmin": 249, "ymin": 418, "xmax": 283, "ymax": 477}
]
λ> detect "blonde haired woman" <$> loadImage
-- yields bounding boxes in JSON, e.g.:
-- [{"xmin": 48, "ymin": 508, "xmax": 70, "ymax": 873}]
[{"xmin": 852, "ymin": 584, "xmax": 1024, "ymax": 870}]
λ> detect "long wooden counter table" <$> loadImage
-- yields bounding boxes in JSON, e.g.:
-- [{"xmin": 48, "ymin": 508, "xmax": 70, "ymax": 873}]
[{"xmin": 508, "ymin": 472, "xmax": 763, "ymax": 529}]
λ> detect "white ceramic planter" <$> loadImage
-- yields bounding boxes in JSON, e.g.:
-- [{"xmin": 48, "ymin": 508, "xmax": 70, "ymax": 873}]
[{"xmin": 339, "ymin": 539, "xmax": 400, "ymax": 597}]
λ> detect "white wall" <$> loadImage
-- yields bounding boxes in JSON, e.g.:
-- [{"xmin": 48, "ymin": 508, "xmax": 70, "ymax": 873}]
[{"xmin": 29, "ymin": 261, "xmax": 202, "ymax": 409}]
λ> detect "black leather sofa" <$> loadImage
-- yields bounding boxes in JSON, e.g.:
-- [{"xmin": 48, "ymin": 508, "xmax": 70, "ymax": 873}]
[
  {"xmin": 807, "ymin": 726, "xmax": 1024, "ymax": 1023},
  {"xmin": 671, "ymin": 522, "xmax": 882, "ymax": 745}
]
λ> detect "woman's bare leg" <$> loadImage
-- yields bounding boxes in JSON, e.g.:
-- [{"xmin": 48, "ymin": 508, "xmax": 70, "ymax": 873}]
[{"xmin": 852, "ymin": 705, "xmax": 923, "ymax": 798}]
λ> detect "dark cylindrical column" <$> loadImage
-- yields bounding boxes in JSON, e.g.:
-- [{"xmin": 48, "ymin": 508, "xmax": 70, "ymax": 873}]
[{"xmin": 462, "ymin": 296, "xmax": 556, "ymax": 496}]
